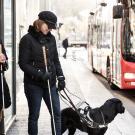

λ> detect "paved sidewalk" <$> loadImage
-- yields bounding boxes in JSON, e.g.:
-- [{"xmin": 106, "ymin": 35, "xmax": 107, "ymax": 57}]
[
  {"xmin": 7, "ymin": 48, "xmax": 135, "ymax": 135},
  {"xmin": 64, "ymin": 58, "xmax": 135, "ymax": 135}
]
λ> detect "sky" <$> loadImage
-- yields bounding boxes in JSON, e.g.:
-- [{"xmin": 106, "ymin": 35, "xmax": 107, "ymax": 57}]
[{"xmin": 52, "ymin": 0, "xmax": 97, "ymax": 18}]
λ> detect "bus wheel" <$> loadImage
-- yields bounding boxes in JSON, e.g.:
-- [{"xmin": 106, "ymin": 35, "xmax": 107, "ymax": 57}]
[
  {"xmin": 106, "ymin": 63, "xmax": 111, "ymax": 83},
  {"xmin": 106, "ymin": 63, "xmax": 117, "ymax": 90},
  {"xmin": 110, "ymin": 83, "xmax": 118, "ymax": 90},
  {"xmin": 92, "ymin": 67, "xmax": 96, "ymax": 73}
]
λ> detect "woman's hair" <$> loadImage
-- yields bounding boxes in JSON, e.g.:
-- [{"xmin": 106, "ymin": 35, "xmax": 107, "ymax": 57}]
[{"xmin": 33, "ymin": 19, "xmax": 45, "ymax": 32}]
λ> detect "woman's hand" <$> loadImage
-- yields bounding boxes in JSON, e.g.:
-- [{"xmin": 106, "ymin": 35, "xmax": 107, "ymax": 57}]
[{"xmin": 0, "ymin": 53, "xmax": 6, "ymax": 63}]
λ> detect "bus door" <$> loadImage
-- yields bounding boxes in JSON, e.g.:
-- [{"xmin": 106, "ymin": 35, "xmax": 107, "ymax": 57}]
[
  {"xmin": 112, "ymin": 19, "xmax": 122, "ymax": 85},
  {"xmin": 97, "ymin": 24, "xmax": 102, "ymax": 73}
]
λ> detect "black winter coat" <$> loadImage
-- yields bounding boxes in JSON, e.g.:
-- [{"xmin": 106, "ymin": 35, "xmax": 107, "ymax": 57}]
[
  {"xmin": 19, "ymin": 26, "xmax": 64, "ymax": 88},
  {"xmin": 62, "ymin": 38, "xmax": 68, "ymax": 49}
]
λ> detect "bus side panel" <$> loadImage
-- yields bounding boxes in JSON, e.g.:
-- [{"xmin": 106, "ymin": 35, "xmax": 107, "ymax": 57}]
[{"xmin": 121, "ymin": 58, "xmax": 135, "ymax": 89}]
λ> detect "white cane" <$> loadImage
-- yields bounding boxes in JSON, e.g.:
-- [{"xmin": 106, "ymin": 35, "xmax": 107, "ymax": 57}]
[
  {"xmin": 42, "ymin": 46, "xmax": 57, "ymax": 135},
  {"xmin": 0, "ymin": 44, "xmax": 5, "ymax": 135}
]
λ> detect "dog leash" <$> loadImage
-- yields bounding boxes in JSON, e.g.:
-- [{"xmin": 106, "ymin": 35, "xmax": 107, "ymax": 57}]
[
  {"xmin": 59, "ymin": 88, "xmax": 95, "ymax": 128},
  {"xmin": 60, "ymin": 87, "xmax": 89, "ymax": 107},
  {"xmin": 60, "ymin": 88, "xmax": 79, "ymax": 112}
]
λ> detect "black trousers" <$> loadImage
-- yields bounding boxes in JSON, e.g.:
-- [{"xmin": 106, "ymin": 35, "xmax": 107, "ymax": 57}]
[{"xmin": 24, "ymin": 83, "xmax": 61, "ymax": 135}]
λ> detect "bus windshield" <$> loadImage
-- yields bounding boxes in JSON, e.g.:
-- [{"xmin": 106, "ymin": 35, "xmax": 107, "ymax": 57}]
[{"xmin": 122, "ymin": 8, "xmax": 135, "ymax": 62}]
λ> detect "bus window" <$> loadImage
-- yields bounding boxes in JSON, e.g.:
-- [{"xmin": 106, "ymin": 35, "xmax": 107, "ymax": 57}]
[{"xmin": 130, "ymin": 8, "xmax": 135, "ymax": 55}]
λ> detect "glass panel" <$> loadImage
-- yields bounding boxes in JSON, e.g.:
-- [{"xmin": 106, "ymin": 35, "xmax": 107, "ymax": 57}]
[
  {"xmin": 122, "ymin": 8, "xmax": 135, "ymax": 62},
  {"xmin": 3, "ymin": 0, "xmax": 13, "ymax": 125},
  {"xmin": 130, "ymin": 9, "xmax": 135, "ymax": 54}
]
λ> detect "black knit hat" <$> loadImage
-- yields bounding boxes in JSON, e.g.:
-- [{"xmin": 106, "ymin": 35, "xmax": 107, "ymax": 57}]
[{"xmin": 38, "ymin": 11, "xmax": 57, "ymax": 29}]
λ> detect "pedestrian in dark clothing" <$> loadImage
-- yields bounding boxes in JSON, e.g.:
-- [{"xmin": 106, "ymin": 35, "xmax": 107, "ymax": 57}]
[
  {"xmin": 0, "ymin": 39, "xmax": 11, "ymax": 121},
  {"xmin": 62, "ymin": 38, "xmax": 68, "ymax": 58},
  {"xmin": 18, "ymin": 11, "xmax": 65, "ymax": 135}
]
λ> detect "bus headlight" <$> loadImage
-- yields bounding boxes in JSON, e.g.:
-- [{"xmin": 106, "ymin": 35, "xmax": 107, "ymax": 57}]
[{"xmin": 124, "ymin": 73, "xmax": 135, "ymax": 79}]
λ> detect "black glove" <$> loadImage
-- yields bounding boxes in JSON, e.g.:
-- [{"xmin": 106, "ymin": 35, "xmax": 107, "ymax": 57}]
[
  {"xmin": 37, "ymin": 70, "xmax": 51, "ymax": 82},
  {"xmin": 41, "ymin": 72, "xmax": 51, "ymax": 81},
  {"xmin": 57, "ymin": 76, "xmax": 65, "ymax": 91},
  {"xmin": 58, "ymin": 80, "xmax": 65, "ymax": 91}
]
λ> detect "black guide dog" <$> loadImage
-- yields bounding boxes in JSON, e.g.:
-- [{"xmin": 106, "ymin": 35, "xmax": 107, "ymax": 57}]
[{"xmin": 61, "ymin": 98, "xmax": 125, "ymax": 135}]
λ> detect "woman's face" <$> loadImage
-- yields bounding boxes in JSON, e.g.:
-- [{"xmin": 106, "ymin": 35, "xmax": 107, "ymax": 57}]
[{"xmin": 41, "ymin": 23, "xmax": 52, "ymax": 35}]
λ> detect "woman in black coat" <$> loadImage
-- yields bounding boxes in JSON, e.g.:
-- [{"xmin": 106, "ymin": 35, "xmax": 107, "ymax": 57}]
[{"xmin": 19, "ymin": 11, "xmax": 65, "ymax": 135}]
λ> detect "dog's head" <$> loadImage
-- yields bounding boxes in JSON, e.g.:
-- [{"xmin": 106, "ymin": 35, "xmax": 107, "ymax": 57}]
[
  {"xmin": 100, "ymin": 98, "xmax": 125, "ymax": 123},
  {"xmin": 89, "ymin": 98, "xmax": 125, "ymax": 124}
]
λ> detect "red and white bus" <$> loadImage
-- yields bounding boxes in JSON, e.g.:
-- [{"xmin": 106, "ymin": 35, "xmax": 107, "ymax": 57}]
[{"xmin": 87, "ymin": 0, "xmax": 135, "ymax": 89}]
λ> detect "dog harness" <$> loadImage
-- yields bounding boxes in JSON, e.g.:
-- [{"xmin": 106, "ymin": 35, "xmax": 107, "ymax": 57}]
[
  {"xmin": 59, "ymin": 88, "xmax": 108, "ymax": 129},
  {"xmin": 78, "ymin": 105, "xmax": 108, "ymax": 128}
]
